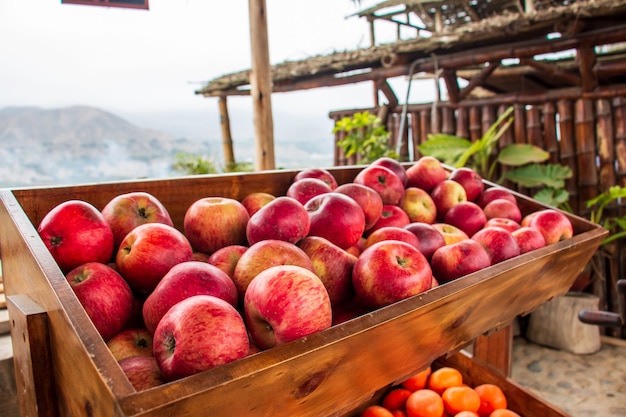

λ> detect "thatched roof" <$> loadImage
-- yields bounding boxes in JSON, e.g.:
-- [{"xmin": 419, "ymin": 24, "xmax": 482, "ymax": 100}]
[{"xmin": 195, "ymin": 0, "xmax": 626, "ymax": 98}]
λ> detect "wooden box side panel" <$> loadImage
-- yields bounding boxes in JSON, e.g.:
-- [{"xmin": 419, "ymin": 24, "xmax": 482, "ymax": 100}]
[{"xmin": 0, "ymin": 191, "xmax": 132, "ymax": 417}]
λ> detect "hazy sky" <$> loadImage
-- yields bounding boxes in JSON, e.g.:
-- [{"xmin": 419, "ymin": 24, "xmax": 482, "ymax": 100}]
[{"xmin": 0, "ymin": 1, "xmax": 417, "ymax": 114}]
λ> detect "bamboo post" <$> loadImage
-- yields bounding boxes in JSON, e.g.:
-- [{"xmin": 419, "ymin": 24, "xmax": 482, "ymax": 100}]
[
  {"xmin": 469, "ymin": 106, "xmax": 481, "ymax": 143},
  {"xmin": 526, "ymin": 105, "xmax": 542, "ymax": 148},
  {"xmin": 410, "ymin": 111, "xmax": 421, "ymax": 160},
  {"xmin": 575, "ymin": 98, "xmax": 599, "ymax": 209},
  {"xmin": 596, "ymin": 99, "xmax": 616, "ymax": 190},
  {"xmin": 441, "ymin": 107, "xmax": 455, "ymax": 135},
  {"xmin": 543, "ymin": 102, "xmax": 559, "ymax": 164},
  {"xmin": 455, "ymin": 107, "xmax": 469, "ymax": 139},
  {"xmin": 420, "ymin": 109, "xmax": 431, "ymax": 147},
  {"xmin": 248, "ymin": 0, "xmax": 275, "ymax": 171},
  {"xmin": 513, "ymin": 104, "xmax": 527, "ymax": 145},
  {"xmin": 613, "ymin": 97, "xmax": 626, "ymax": 188},
  {"xmin": 218, "ymin": 96, "xmax": 235, "ymax": 169},
  {"xmin": 557, "ymin": 99, "xmax": 580, "ymax": 213}
]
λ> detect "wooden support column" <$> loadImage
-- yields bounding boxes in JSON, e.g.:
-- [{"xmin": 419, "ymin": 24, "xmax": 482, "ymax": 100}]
[
  {"xmin": 578, "ymin": 45, "xmax": 597, "ymax": 92},
  {"xmin": 218, "ymin": 96, "xmax": 235, "ymax": 170},
  {"xmin": 441, "ymin": 68, "xmax": 460, "ymax": 103},
  {"xmin": 473, "ymin": 324, "xmax": 513, "ymax": 377},
  {"xmin": 248, "ymin": 0, "xmax": 276, "ymax": 171}
]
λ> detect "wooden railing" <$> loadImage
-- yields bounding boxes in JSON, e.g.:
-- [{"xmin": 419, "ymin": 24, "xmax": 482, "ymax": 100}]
[{"xmin": 329, "ymin": 85, "xmax": 626, "ymax": 338}]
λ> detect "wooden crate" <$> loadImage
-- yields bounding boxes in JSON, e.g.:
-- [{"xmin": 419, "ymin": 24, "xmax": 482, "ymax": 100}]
[
  {"xmin": 347, "ymin": 349, "xmax": 572, "ymax": 417},
  {"xmin": 0, "ymin": 166, "xmax": 607, "ymax": 417}
]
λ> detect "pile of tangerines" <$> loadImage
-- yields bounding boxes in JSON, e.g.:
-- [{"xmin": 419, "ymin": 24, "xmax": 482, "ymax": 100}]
[{"xmin": 360, "ymin": 365, "xmax": 520, "ymax": 417}]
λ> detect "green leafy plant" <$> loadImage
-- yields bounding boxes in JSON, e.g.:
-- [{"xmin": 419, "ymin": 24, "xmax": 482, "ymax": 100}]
[
  {"xmin": 172, "ymin": 153, "xmax": 253, "ymax": 176},
  {"xmin": 417, "ymin": 106, "xmax": 572, "ymax": 206},
  {"xmin": 586, "ymin": 185, "xmax": 626, "ymax": 246},
  {"xmin": 332, "ymin": 111, "xmax": 398, "ymax": 164}
]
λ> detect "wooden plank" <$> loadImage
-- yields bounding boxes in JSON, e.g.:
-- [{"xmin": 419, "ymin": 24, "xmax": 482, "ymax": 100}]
[
  {"xmin": 0, "ymin": 333, "xmax": 18, "ymax": 417},
  {"xmin": 473, "ymin": 324, "xmax": 513, "ymax": 377}
]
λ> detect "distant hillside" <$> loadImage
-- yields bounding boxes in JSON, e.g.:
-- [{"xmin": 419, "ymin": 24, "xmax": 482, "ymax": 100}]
[{"xmin": 0, "ymin": 106, "xmax": 214, "ymax": 187}]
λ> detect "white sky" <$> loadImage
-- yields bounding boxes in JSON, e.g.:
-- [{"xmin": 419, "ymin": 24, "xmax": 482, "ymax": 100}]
[{"xmin": 0, "ymin": 0, "xmax": 434, "ymax": 116}]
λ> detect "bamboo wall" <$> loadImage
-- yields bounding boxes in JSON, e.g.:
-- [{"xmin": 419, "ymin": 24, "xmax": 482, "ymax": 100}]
[{"xmin": 330, "ymin": 88, "xmax": 626, "ymax": 338}]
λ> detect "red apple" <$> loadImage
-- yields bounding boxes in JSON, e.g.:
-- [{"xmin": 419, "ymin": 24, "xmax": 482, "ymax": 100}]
[
  {"xmin": 400, "ymin": 187, "xmax": 437, "ymax": 224},
  {"xmin": 293, "ymin": 167, "xmax": 338, "ymax": 190},
  {"xmin": 101, "ymin": 191, "xmax": 174, "ymax": 251},
  {"xmin": 520, "ymin": 211, "xmax": 539, "ymax": 227},
  {"xmin": 153, "ymin": 295, "xmax": 249, "ymax": 381},
  {"xmin": 430, "ymin": 239, "xmax": 492, "ymax": 283},
  {"xmin": 368, "ymin": 205, "xmax": 411, "ymax": 234},
  {"xmin": 371, "ymin": 156, "xmax": 408, "ymax": 187},
  {"xmin": 305, "ymin": 192, "xmax": 365, "ymax": 250},
  {"xmin": 364, "ymin": 226, "xmax": 421, "ymax": 251},
  {"xmin": 444, "ymin": 201, "xmax": 487, "ymax": 237},
  {"xmin": 183, "ymin": 197, "xmax": 249, "ymax": 255},
  {"xmin": 246, "ymin": 196, "xmax": 310, "ymax": 246},
  {"xmin": 511, "ymin": 226, "xmax": 547, "ymax": 254},
  {"xmin": 476, "ymin": 187, "xmax": 517, "ymax": 209},
  {"xmin": 472, "ymin": 226, "xmax": 521, "ymax": 264},
  {"xmin": 142, "ymin": 261, "xmax": 238, "ymax": 334},
  {"xmin": 191, "ymin": 251, "xmax": 211, "ymax": 262},
  {"xmin": 118, "ymin": 355, "xmax": 164, "ymax": 391},
  {"xmin": 353, "ymin": 165, "xmax": 405, "ymax": 205},
  {"xmin": 240, "ymin": 192, "xmax": 276, "ymax": 217},
  {"xmin": 297, "ymin": 236, "xmax": 357, "ymax": 306},
  {"xmin": 405, "ymin": 156, "xmax": 449, "ymax": 192},
  {"xmin": 244, "ymin": 265, "xmax": 332, "ymax": 350},
  {"xmin": 352, "ymin": 241, "xmax": 432, "ymax": 308},
  {"xmin": 207, "ymin": 245, "xmax": 248, "ymax": 279},
  {"xmin": 432, "ymin": 223, "xmax": 470, "ymax": 246},
  {"xmin": 66, "ymin": 262, "xmax": 134, "ymax": 341},
  {"xmin": 115, "ymin": 223, "xmax": 193, "ymax": 295},
  {"xmin": 335, "ymin": 182, "xmax": 384, "ymax": 231},
  {"xmin": 232, "ymin": 239, "xmax": 314, "ymax": 302},
  {"xmin": 37, "ymin": 200, "xmax": 114, "ymax": 273},
  {"xmin": 449, "ymin": 167, "xmax": 484, "ymax": 202},
  {"xmin": 484, "ymin": 217, "xmax": 521, "ymax": 233},
  {"xmin": 527, "ymin": 209, "xmax": 574, "ymax": 244},
  {"xmin": 286, "ymin": 177, "xmax": 333, "ymax": 205},
  {"xmin": 430, "ymin": 179, "xmax": 468, "ymax": 220},
  {"xmin": 403, "ymin": 222, "xmax": 446, "ymax": 261},
  {"xmin": 483, "ymin": 198, "xmax": 522, "ymax": 223},
  {"xmin": 107, "ymin": 327, "xmax": 154, "ymax": 361}
]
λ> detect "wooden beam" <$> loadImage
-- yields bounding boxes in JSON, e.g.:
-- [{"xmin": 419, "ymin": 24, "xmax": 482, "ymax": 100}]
[
  {"xmin": 441, "ymin": 68, "xmax": 460, "ymax": 103},
  {"xmin": 218, "ymin": 96, "xmax": 235, "ymax": 169},
  {"xmin": 520, "ymin": 57, "xmax": 582, "ymax": 86},
  {"xmin": 376, "ymin": 79, "xmax": 399, "ymax": 109},
  {"xmin": 248, "ymin": 0, "xmax": 275, "ymax": 171},
  {"xmin": 578, "ymin": 45, "xmax": 598, "ymax": 92},
  {"xmin": 457, "ymin": 61, "xmax": 501, "ymax": 101}
]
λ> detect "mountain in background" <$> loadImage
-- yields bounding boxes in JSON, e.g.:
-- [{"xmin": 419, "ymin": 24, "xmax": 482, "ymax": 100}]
[{"xmin": 0, "ymin": 106, "xmax": 335, "ymax": 188}]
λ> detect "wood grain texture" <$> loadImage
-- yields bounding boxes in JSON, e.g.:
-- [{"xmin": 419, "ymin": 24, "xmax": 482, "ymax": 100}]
[{"xmin": 0, "ymin": 168, "xmax": 607, "ymax": 417}]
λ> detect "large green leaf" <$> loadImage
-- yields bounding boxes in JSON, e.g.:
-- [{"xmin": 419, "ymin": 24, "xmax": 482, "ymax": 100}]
[
  {"xmin": 497, "ymin": 144, "xmax": 550, "ymax": 166},
  {"xmin": 503, "ymin": 163, "xmax": 572, "ymax": 188},
  {"xmin": 417, "ymin": 134, "xmax": 471, "ymax": 165}
]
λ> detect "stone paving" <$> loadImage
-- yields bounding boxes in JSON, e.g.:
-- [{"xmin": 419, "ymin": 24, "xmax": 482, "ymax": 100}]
[{"xmin": 511, "ymin": 337, "xmax": 626, "ymax": 417}]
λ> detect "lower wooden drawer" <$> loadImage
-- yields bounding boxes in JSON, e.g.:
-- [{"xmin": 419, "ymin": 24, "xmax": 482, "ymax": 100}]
[{"xmin": 347, "ymin": 349, "xmax": 571, "ymax": 417}]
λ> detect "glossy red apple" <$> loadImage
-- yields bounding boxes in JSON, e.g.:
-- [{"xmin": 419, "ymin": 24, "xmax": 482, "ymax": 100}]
[
  {"xmin": 353, "ymin": 165, "xmax": 405, "ymax": 206},
  {"xmin": 142, "ymin": 261, "xmax": 238, "ymax": 334},
  {"xmin": 183, "ymin": 197, "xmax": 249, "ymax": 255},
  {"xmin": 101, "ymin": 191, "xmax": 174, "ymax": 251},
  {"xmin": 352, "ymin": 241, "xmax": 432, "ymax": 308},
  {"xmin": 476, "ymin": 187, "xmax": 517, "ymax": 209},
  {"xmin": 334, "ymin": 182, "xmax": 384, "ymax": 231},
  {"xmin": 107, "ymin": 327, "xmax": 154, "ymax": 361},
  {"xmin": 286, "ymin": 177, "xmax": 333, "ymax": 205},
  {"xmin": 66, "ymin": 262, "xmax": 134, "ymax": 341},
  {"xmin": 405, "ymin": 156, "xmax": 449, "ymax": 192},
  {"xmin": 293, "ymin": 167, "xmax": 338, "ymax": 190},
  {"xmin": 371, "ymin": 156, "xmax": 408, "ymax": 187},
  {"xmin": 115, "ymin": 223, "xmax": 193, "ymax": 295},
  {"xmin": 430, "ymin": 179, "xmax": 468, "ymax": 220},
  {"xmin": 527, "ymin": 209, "xmax": 574, "ymax": 244},
  {"xmin": 401, "ymin": 187, "xmax": 437, "ymax": 224},
  {"xmin": 483, "ymin": 217, "xmax": 521, "ymax": 233},
  {"xmin": 444, "ymin": 201, "xmax": 487, "ymax": 237},
  {"xmin": 368, "ymin": 204, "xmax": 411, "ymax": 234},
  {"xmin": 403, "ymin": 222, "xmax": 446, "ymax": 261},
  {"xmin": 305, "ymin": 192, "xmax": 365, "ymax": 250},
  {"xmin": 483, "ymin": 198, "xmax": 522, "ymax": 223},
  {"xmin": 232, "ymin": 239, "xmax": 314, "ymax": 302},
  {"xmin": 246, "ymin": 196, "xmax": 310, "ymax": 246},
  {"xmin": 364, "ymin": 226, "xmax": 421, "ymax": 251},
  {"xmin": 207, "ymin": 245, "xmax": 248, "ymax": 279},
  {"xmin": 449, "ymin": 167, "xmax": 484, "ymax": 202},
  {"xmin": 511, "ymin": 226, "xmax": 547, "ymax": 254},
  {"xmin": 119, "ymin": 355, "xmax": 164, "ymax": 391},
  {"xmin": 240, "ymin": 192, "xmax": 276, "ymax": 217},
  {"xmin": 244, "ymin": 265, "xmax": 332, "ymax": 350},
  {"xmin": 430, "ymin": 239, "xmax": 492, "ymax": 283},
  {"xmin": 472, "ymin": 226, "xmax": 521, "ymax": 264},
  {"xmin": 297, "ymin": 236, "xmax": 357, "ymax": 307},
  {"xmin": 38, "ymin": 200, "xmax": 114, "ymax": 273},
  {"xmin": 153, "ymin": 295, "xmax": 249, "ymax": 381}
]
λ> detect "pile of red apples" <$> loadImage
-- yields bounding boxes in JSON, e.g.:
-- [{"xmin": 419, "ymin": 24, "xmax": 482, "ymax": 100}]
[{"xmin": 36, "ymin": 156, "xmax": 574, "ymax": 390}]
